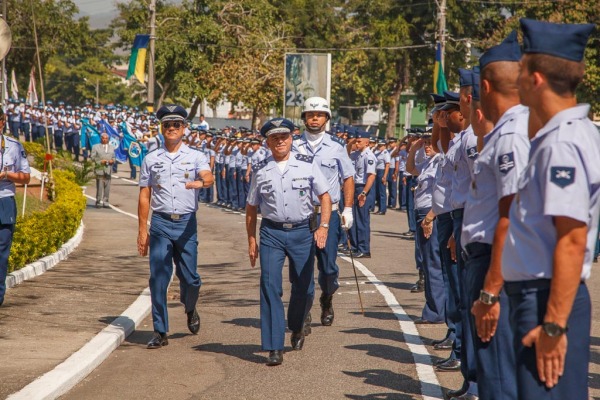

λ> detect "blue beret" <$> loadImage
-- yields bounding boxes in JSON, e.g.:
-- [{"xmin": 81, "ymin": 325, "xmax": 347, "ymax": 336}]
[
  {"xmin": 156, "ymin": 104, "xmax": 187, "ymax": 122},
  {"xmin": 472, "ymin": 72, "xmax": 481, "ymax": 101},
  {"xmin": 479, "ymin": 30, "xmax": 521, "ymax": 70},
  {"xmin": 520, "ymin": 18, "xmax": 595, "ymax": 62},
  {"xmin": 440, "ymin": 91, "xmax": 460, "ymax": 110},
  {"xmin": 260, "ymin": 118, "xmax": 295, "ymax": 137},
  {"xmin": 355, "ymin": 129, "xmax": 370, "ymax": 139},
  {"xmin": 459, "ymin": 68, "xmax": 473, "ymax": 87}
]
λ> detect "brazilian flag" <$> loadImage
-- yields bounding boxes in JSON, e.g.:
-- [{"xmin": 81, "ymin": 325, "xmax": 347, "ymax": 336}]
[
  {"xmin": 126, "ymin": 34, "xmax": 150, "ymax": 84},
  {"xmin": 433, "ymin": 42, "xmax": 448, "ymax": 94}
]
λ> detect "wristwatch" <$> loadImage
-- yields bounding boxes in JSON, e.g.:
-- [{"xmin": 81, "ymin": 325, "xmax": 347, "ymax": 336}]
[
  {"xmin": 479, "ymin": 290, "xmax": 500, "ymax": 305},
  {"xmin": 542, "ymin": 322, "xmax": 568, "ymax": 337},
  {"xmin": 320, "ymin": 223, "xmax": 329, "ymax": 229},
  {"xmin": 360, "ymin": 191, "xmax": 367, "ymax": 196}
]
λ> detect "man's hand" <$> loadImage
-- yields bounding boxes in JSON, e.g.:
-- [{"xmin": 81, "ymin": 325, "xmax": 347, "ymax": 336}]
[
  {"xmin": 221, "ymin": 169, "xmax": 226, "ymax": 179},
  {"xmin": 314, "ymin": 227, "xmax": 328, "ymax": 249},
  {"xmin": 245, "ymin": 174, "xmax": 250, "ymax": 183},
  {"xmin": 392, "ymin": 173, "xmax": 397, "ymax": 182},
  {"xmin": 471, "ymin": 300, "xmax": 500, "ymax": 342},
  {"xmin": 358, "ymin": 193, "xmax": 366, "ymax": 208},
  {"xmin": 137, "ymin": 230, "xmax": 149, "ymax": 256},
  {"xmin": 109, "ymin": 160, "xmax": 114, "ymax": 165},
  {"xmin": 341, "ymin": 207, "xmax": 353, "ymax": 230},
  {"xmin": 185, "ymin": 180, "xmax": 204, "ymax": 190},
  {"xmin": 438, "ymin": 111, "xmax": 448, "ymax": 128},
  {"xmin": 448, "ymin": 234, "xmax": 457, "ymax": 262},
  {"xmin": 421, "ymin": 218, "xmax": 433, "ymax": 239},
  {"xmin": 382, "ymin": 177, "xmax": 387, "ymax": 185},
  {"xmin": 522, "ymin": 325, "xmax": 567, "ymax": 388},
  {"xmin": 248, "ymin": 237, "xmax": 259, "ymax": 268}
]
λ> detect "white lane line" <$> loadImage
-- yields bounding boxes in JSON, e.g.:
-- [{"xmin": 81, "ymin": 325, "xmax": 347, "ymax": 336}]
[
  {"xmin": 8, "ymin": 198, "xmax": 152, "ymax": 400},
  {"xmin": 339, "ymin": 256, "xmax": 443, "ymax": 400}
]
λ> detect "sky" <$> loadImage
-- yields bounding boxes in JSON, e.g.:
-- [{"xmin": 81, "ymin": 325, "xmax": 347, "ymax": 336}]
[{"xmin": 73, "ymin": 0, "xmax": 118, "ymax": 29}]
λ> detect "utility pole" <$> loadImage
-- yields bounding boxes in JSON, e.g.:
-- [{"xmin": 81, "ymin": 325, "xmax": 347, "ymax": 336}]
[
  {"xmin": 437, "ymin": 0, "xmax": 447, "ymax": 71},
  {"xmin": 1, "ymin": 0, "xmax": 7, "ymax": 105},
  {"xmin": 95, "ymin": 78, "xmax": 99, "ymax": 105},
  {"xmin": 147, "ymin": 0, "xmax": 156, "ymax": 112}
]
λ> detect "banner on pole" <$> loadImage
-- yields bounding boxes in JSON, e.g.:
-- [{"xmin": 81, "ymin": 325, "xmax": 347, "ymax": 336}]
[{"xmin": 283, "ymin": 53, "xmax": 331, "ymax": 126}]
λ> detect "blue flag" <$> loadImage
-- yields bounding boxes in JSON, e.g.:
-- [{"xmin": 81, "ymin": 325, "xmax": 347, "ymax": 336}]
[
  {"xmin": 99, "ymin": 120, "xmax": 127, "ymax": 163},
  {"xmin": 120, "ymin": 122, "xmax": 147, "ymax": 167},
  {"xmin": 80, "ymin": 119, "xmax": 101, "ymax": 150}
]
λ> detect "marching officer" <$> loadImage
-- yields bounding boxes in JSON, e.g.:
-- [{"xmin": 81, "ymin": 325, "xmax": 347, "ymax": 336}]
[
  {"xmin": 373, "ymin": 139, "xmax": 390, "ymax": 215},
  {"xmin": 137, "ymin": 104, "xmax": 214, "ymax": 349},
  {"xmin": 246, "ymin": 117, "xmax": 332, "ymax": 366},
  {"xmin": 0, "ymin": 109, "xmax": 31, "ymax": 307},
  {"xmin": 502, "ymin": 19, "xmax": 599, "ymax": 399},
  {"xmin": 293, "ymin": 96, "xmax": 355, "ymax": 326}
]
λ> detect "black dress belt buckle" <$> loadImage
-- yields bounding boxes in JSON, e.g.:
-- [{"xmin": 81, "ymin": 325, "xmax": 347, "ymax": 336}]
[
  {"xmin": 170, "ymin": 214, "xmax": 180, "ymax": 220},
  {"xmin": 283, "ymin": 223, "xmax": 293, "ymax": 229}
]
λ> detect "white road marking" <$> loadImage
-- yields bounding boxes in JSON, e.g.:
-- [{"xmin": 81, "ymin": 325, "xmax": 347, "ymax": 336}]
[{"xmin": 339, "ymin": 255, "xmax": 443, "ymax": 399}]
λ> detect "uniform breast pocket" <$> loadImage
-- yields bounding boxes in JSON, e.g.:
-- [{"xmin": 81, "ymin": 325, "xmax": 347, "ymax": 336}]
[
  {"xmin": 291, "ymin": 180, "xmax": 311, "ymax": 200},
  {"xmin": 175, "ymin": 165, "xmax": 196, "ymax": 181},
  {"xmin": 259, "ymin": 183, "xmax": 274, "ymax": 198}
]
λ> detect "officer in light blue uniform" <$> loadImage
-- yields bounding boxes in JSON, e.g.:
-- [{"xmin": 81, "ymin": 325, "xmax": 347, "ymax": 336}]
[
  {"xmin": 461, "ymin": 32, "xmax": 528, "ymax": 399},
  {"xmin": 387, "ymin": 138, "xmax": 399, "ymax": 209},
  {"xmin": 225, "ymin": 137, "xmax": 238, "ymax": 209},
  {"xmin": 214, "ymin": 135, "xmax": 226, "ymax": 205},
  {"xmin": 246, "ymin": 117, "xmax": 332, "ymax": 366},
  {"xmin": 137, "ymin": 104, "xmax": 214, "ymax": 349},
  {"xmin": 348, "ymin": 129, "xmax": 377, "ymax": 257},
  {"xmin": 293, "ymin": 96, "xmax": 355, "ymax": 326},
  {"xmin": 502, "ymin": 19, "xmax": 599, "ymax": 400},
  {"xmin": 373, "ymin": 139, "xmax": 390, "ymax": 215},
  {"xmin": 407, "ymin": 130, "xmax": 445, "ymax": 324},
  {"xmin": 0, "ymin": 110, "xmax": 31, "ymax": 307}
]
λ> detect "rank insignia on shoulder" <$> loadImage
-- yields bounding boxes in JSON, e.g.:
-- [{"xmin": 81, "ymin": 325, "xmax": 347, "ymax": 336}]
[
  {"xmin": 368, "ymin": 160, "xmax": 374, "ymax": 165},
  {"xmin": 467, "ymin": 146, "xmax": 478, "ymax": 159},
  {"xmin": 252, "ymin": 159, "xmax": 268, "ymax": 172},
  {"xmin": 330, "ymin": 135, "xmax": 345, "ymax": 146},
  {"xmin": 295, "ymin": 153, "xmax": 314, "ymax": 163},
  {"xmin": 498, "ymin": 152, "xmax": 514, "ymax": 174},
  {"xmin": 550, "ymin": 166, "xmax": 575, "ymax": 188}
]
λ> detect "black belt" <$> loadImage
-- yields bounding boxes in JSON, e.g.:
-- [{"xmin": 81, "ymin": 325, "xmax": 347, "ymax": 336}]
[
  {"xmin": 262, "ymin": 218, "xmax": 309, "ymax": 230},
  {"xmin": 451, "ymin": 208, "xmax": 464, "ymax": 219},
  {"xmin": 504, "ymin": 279, "xmax": 552, "ymax": 295},
  {"xmin": 155, "ymin": 212, "xmax": 193, "ymax": 221},
  {"xmin": 463, "ymin": 242, "xmax": 492, "ymax": 259}
]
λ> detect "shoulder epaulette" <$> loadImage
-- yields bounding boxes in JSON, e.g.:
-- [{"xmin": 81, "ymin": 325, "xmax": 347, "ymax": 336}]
[
  {"xmin": 252, "ymin": 159, "xmax": 268, "ymax": 172},
  {"xmin": 5, "ymin": 136, "xmax": 18, "ymax": 144},
  {"xmin": 499, "ymin": 118, "xmax": 517, "ymax": 137},
  {"xmin": 146, "ymin": 148, "xmax": 159, "ymax": 155},
  {"xmin": 330, "ymin": 135, "xmax": 346, "ymax": 146},
  {"xmin": 292, "ymin": 134, "xmax": 301, "ymax": 141},
  {"xmin": 295, "ymin": 153, "xmax": 314, "ymax": 163}
]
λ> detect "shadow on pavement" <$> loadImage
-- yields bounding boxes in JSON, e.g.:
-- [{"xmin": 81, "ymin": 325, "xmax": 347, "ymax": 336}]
[
  {"xmin": 340, "ymin": 327, "xmax": 405, "ymax": 343},
  {"xmin": 345, "ymin": 343, "xmax": 414, "ymax": 365},
  {"xmin": 345, "ymin": 393, "xmax": 414, "ymax": 400},
  {"xmin": 222, "ymin": 317, "xmax": 260, "ymax": 329},
  {"xmin": 343, "ymin": 369, "xmax": 421, "ymax": 396},
  {"xmin": 194, "ymin": 342, "xmax": 265, "ymax": 364}
]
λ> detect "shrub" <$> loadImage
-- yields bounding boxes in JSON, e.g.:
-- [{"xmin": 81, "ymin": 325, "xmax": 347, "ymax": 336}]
[{"xmin": 8, "ymin": 170, "xmax": 86, "ymax": 272}]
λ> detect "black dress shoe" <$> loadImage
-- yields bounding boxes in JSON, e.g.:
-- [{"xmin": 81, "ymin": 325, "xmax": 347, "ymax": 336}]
[
  {"xmin": 303, "ymin": 312, "xmax": 312, "ymax": 336},
  {"xmin": 375, "ymin": 211, "xmax": 386, "ymax": 215},
  {"xmin": 103, "ymin": 203, "xmax": 111, "ymax": 208},
  {"xmin": 414, "ymin": 318, "xmax": 444, "ymax": 324},
  {"xmin": 147, "ymin": 331, "xmax": 168, "ymax": 349},
  {"xmin": 449, "ymin": 394, "xmax": 478, "ymax": 400},
  {"xmin": 434, "ymin": 337, "xmax": 454, "ymax": 350},
  {"xmin": 291, "ymin": 330, "xmax": 305, "ymax": 350},
  {"xmin": 435, "ymin": 356, "xmax": 452, "ymax": 366},
  {"xmin": 187, "ymin": 308, "xmax": 200, "ymax": 334},
  {"xmin": 436, "ymin": 358, "xmax": 461, "ymax": 371},
  {"xmin": 266, "ymin": 350, "xmax": 283, "ymax": 366},
  {"xmin": 354, "ymin": 252, "xmax": 371, "ymax": 258},
  {"xmin": 445, "ymin": 385, "xmax": 468, "ymax": 399},
  {"xmin": 320, "ymin": 293, "xmax": 334, "ymax": 326}
]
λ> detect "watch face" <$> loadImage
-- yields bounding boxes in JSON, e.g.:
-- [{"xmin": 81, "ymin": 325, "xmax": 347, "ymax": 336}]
[{"xmin": 543, "ymin": 323, "xmax": 564, "ymax": 337}]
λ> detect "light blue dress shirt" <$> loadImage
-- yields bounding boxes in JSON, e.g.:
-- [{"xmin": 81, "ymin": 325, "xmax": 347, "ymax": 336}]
[
  {"xmin": 0, "ymin": 136, "xmax": 31, "ymax": 198},
  {"xmin": 374, "ymin": 149, "xmax": 391, "ymax": 170},
  {"xmin": 450, "ymin": 126, "xmax": 478, "ymax": 210},
  {"xmin": 350, "ymin": 148, "xmax": 376, "ymax": 185},
  {"xmin": 432, "ymin": 136, "xmax": 460, "ymax": 215},
  {"xmin": 414, "ymin": 153, "xmax": 441, "ymax": 210}
]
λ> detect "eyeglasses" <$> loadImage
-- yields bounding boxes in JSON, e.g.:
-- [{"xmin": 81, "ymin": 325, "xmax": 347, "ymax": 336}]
[{"xmin": 161, "ymin": 121, "xmax": 183, "ymax": 129}]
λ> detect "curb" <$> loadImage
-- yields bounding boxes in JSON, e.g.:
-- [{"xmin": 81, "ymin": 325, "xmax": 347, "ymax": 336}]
[{"xmin": 6, "ymin": 222, "xmax": 85, "ymax": 290}]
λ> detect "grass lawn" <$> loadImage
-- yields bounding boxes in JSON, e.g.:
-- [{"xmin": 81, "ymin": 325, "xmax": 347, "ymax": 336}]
[{"xmin": 15, "ymin": 186, "xmax": 50, "ymax": 217}]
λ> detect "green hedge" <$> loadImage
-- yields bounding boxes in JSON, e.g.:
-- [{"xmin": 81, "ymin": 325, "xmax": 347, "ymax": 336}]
[{"xmin": 8, "ymin": 169, "xmax": 86, "ymax": 272}]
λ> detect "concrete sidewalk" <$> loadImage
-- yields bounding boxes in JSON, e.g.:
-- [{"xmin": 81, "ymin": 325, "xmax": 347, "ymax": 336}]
[{"xmin": 0, "ymin": 197, "xmax": 148, "ymax": 399}]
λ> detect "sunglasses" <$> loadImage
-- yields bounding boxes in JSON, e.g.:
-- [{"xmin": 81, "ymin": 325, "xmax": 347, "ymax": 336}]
[{"xmin": 161, "ymin": 121, "xmax": 183, "ymax": 129}]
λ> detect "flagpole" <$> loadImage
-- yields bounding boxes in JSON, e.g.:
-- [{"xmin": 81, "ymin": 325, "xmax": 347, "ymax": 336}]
[
  {"xmin": 147, "ymin": 0, "xmax": 156, "ymax": 112},
  {"xmin": 1, "ymin": 0, "xmax": 6, "ymax": 106},
  {"xmin": 30, "ymin": 0, "xmax": 54, "ymax": 199}
]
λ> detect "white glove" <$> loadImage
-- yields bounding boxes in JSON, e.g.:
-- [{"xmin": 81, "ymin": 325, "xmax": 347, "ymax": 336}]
[{"xmin": 341, "ymin": 207, "xmax": 354, "ymax": 230}]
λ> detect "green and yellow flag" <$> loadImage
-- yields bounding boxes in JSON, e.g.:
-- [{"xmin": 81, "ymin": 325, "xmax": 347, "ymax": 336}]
[
  {"xmin": 433, "ymin": 42, "xmax": 448, "ymax": 94},
  {"xmin": 126, "ymin": 34, "xmax": 150, "ymax": 83}
]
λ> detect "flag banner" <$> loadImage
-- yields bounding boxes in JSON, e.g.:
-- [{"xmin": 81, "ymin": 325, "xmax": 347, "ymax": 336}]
[
  {"xmin": 120, "ymin": 122, "xmax": 147, "ymax": 167},
  {"xmin": 434, "ymin": 43, "xmax": 448, "ymax": 95},
  {"xmin": 126, "ymin": 34, "xmax": 150, "ymax": 84},
  {"xmin": 3, "ymin": 69, "xmax": 8, "ymax": 102},
  {"xmin": 80, "ymin": 119, "xmax": 101, "ymax": 149},
  {"xmin": 99, "ymin": 120, "xmax": 127, "ymax": 162},
  {"xmin": 10, "ymin": 69, "xmax": 18, "ymax": 100},
  {"xmin": 26, "ymin": 67, "xmax": 38, "ymax": 106}
]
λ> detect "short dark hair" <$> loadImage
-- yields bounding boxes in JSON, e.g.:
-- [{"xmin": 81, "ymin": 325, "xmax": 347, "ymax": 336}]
[{"xmin": 525, "ymin": 53, "xmax": 585, "ymax": 96}]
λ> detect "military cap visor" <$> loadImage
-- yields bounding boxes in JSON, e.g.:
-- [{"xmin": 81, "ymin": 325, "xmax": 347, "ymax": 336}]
[
  {"xmin": 260, "ymin": 118, "xmax": 295, "ymax": 137},
  {"xmin": 156, "ymin": 104, "xmax": 188, "ymax": 122}
]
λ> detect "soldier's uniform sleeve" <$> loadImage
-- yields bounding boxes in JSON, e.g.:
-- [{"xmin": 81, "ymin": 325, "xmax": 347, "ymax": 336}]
[
  {"xmin": 311, "ymin": 161, "xmax": 331, "ymax": 197},
  {"xmin": 541, "ymin": 143, "xmax": 589, "ymax": 223},
  {"xmin": 246, "ymin": 171, "xmax": 259, "ymax": 206},
  {"xmin": 494, "ymin": 133, "xmax": 530, "ymax": 199},
  {"xmin": 139, "ymin": 156, "xmax": 152, "ymax": 188},
  {"xmin": 335, "ymin": 145, "xmax": 355, "ymax": 180},
  {"xmin": 15, "ymin": 142, "xmax": 30, "ymax": 173},
  {"xmin": 366, "ymin": 154, "xmax": 377, "ymax": 175},
  {"xmin": 384, "ymin": 151, "xmax": 391, "ymax": 164},
  {"xmin": 196, "ymin": 151, "xmax": 211, "ymax": 172}
]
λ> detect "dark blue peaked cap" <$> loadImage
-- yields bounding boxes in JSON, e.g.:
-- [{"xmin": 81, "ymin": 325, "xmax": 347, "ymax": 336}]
[
  {"xmin": 156, "ymin": 104, "xmax": 188, "ymax": 121},
  {"xmin": 459, "ymin": 68, "xmax": 473, "ymax": 87},
  {"xmin": 479, "ymin": 30, "xmax": 521, "ymax": 70},
  {"xmin": 346, "ymin": 126, "xmax": 357, "ymax": 138},
  {"xmin": 430, "ymin": 93, "xmax": 446, "ymax": 105},
  {"xmin": 520, "ymin": 18, "xmax": 595, "ymax": 62},
  {"xmin": 355, "ymin": 129, "xmax": 370, "ymax": 139},
  {"xmin": 260, "ymin": 118, "xmax": 295, "ymax": 137},
  {"xmin": 472, "ymin": 72, "xmax": 481, "ymax": 101},
  {"xmin": 440, "ymin": 91, "xmax": 460, "ymax": 110}
]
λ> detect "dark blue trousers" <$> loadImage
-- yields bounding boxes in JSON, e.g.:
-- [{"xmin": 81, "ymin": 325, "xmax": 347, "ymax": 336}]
[
  {"xmin": 259, "ymin": 220, "xmax": 315, "ymax": 351},
  {"xmin": 9, "ymin": 121, "xmax": 19, "ymax": 138},
  {"xmin": 350, "ymin": 185, "xmax": 372, "ymax": 254},
  {"xmin": 236, "ymin": 167, "xmax": 246, "ymax": 209},
  {"xmin": 149, "ymin": 213, "xmax": 201, "ymax": 333},
  {"xmin": 416, "ymin": 208, "xmax": 445, "ymax": 322},
  {"xmin": 338, "ymin": 195, "xmax": 347, "ymax": 247},
  {"xmin": 316, "ymin": 211, "xmax": 340, "ymax": 295},
  {"xmin": 20, "ymin": 123, "xmax": 30, "ymax": 141},
  {"xmin": 505, "ymin": 280, "xmax": 590, "ymax": 400},
  {"xmin": 0, "ymin": 223, "xmax": 15, "ymax": 304},
  {"xmin": 465, "ymin": 243, "xmax": 515, "ymax": 399},
  {"xmin": 399, "ymin": 173, "xmax": 407, "ymax": 210},
  {"xmin": 437, "ymin": 212, "xmax": 459, "ymax": 359},
  {"xmin": 215, "ymin": 163, "xmax": 224, "ymax": 203},
  {"xmin": 226, "ymin": 166, "xmax": 238, "ymax": 208},
  {"xmin": 406, "ymin": 177, "xmax": 417, "ymax": 232},
  {"xmin": 54, "ymin": 129, "xmax": 64, "ymax": 150},
  {"xmin": 387, "ymin": 169, "xmax": 397, "ymax": 208},
  {"xmin": 375, "ymin": 169, "xmax": 387, "ymax": 213},
  {"xmin": 453, "ymin": 211, "xmax": 478, "ymax": 391}
]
